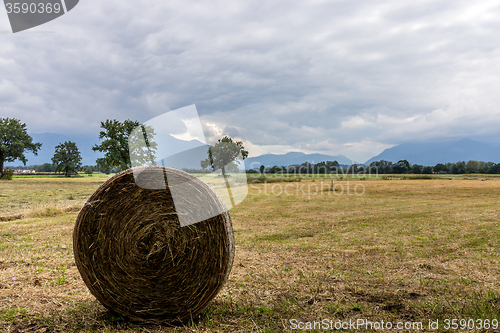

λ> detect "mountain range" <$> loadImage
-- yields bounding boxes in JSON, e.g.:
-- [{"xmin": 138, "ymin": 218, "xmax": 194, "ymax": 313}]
[
  {"xmin": 5, "ymin": 133, "xmax": 500, "ymax": 168},
  {"xmin": 364, "ymin": 138, "xmax": 500, "ymax": 165}
]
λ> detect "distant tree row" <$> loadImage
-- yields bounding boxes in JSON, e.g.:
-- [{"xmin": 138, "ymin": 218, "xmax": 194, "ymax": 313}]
[
  {"xmin": 253, "ymin": 159, "xmax": 500, "ymax": 176},
  {"xmin": 3, "ymin": 117, "xmax": 500, "ymax": 179},
  {"xmin": 10, "ymin": 163, "xmax": 101, "ymax": 173},
  {"xmin": 253, "ymin": 161, "xmax": 363, "ymax": 175},
  {"xmin": 1, "ymin": 117, "xmax": 248, "ymax": 179},
  {"xmin": 369, "ymin": 160, "xmax": 500, "ymax": 174},
  {"xmin": 0, "ymin": 118, "xmax": 146, "ymax": 178}
]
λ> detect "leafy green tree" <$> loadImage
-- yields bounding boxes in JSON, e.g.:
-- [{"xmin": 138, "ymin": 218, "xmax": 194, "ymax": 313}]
[
  {"xmin": 313, "ymin": 161, "xmax": 327, "ymax": 174},
  {"xmin": 0, "ymin": 169, "xmax": 14, "ymax": 180},
  {"xmin": 465, "ymin": 160, "xmax": 480, "ymax": 173},
  {"xmin": 412, "ymin": 164, "xmax": 422, "ymax": 174},
  {"xmin": 0, "ymin": 118, "xmax": 42, "ymax": 179},
  {"xmin": 33, "ymin": 163, "xmax": 52, "ymax": 172},
  {"xmin": 201, "ymin": 136, "xmax": 248, "ymax": 207},
  {"xmin": 287, "ymin": 165, "xmax": 298, "ymax": 175},
  {"xmin": 392, "ymin": 160, "xmax": 410, "ymax": 174},
  {"xmin": 92, "ymin": 120, "xmax": 157, "ymax": 172},
  {"xmin": 85, "ymin": 167, "xmax": 93, "ymax": 176},
  {"xmin": 260, "ymin": 165, "xmax": 265, "ymax": 174},
  {"xmin": 272, "ymin": 165, "xmax": 286, "ymax": 175},
  {"xmin": 488, "ymin": 163, "xmax": 500, "ymax": 174},
  {"xmin": 452, "ymin": 161, "xmax": 466, "ymax": 174},
  {"xmin": 313, "ymin": 161, "xmax": 340, "ymax": 174},
  {"xmin": 347, "ymin": 163, "xmax": 358, "ymax": 174},
  {"xmin": 400, "ymin": 160, "xmax": 410, "ymax": 169},
  {"xmin": 37, "ymin": 163, "xmax": 56, "ymax": 172},
  {"xmin": 300, "ymin": 161, "xmax": 312, "ymax": 175},
  {"xmin": 369, "ymin": 160, "xmax": 393, "ymax": 174},
  {"xmin": 357, "ymin": 164, "xmax": 367, "ymax": 175},
  {"xmin": 200, "ymin": 159, "xmax": 211, "ymax": 171},
  {"xmin": 422, "ymin": 166, "xmax": 433, "ymax": 174},
  {"xmin": 52, "ymin": 141, "xmax": 82, "ymax": 177},
  {"xmin": 202, "ymin": 136, "xmax": 248, "ymax": 177},
  {"xmin": 478, "ymin": 161, "xmax": 491, "ymax": 174},
  {"xmin": 434, "ymin": 163, "xmax": 448, "ymax": 174},
  {"xmin": 269, "ymin": 165, "xmax": 279, "ymax": 174},
  {"xmin": 326, "ymin": 161, "xmax": 340, "ymax": 174}
]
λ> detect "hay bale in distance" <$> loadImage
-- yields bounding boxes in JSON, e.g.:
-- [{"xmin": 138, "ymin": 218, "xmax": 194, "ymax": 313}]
[{"xmin": 73, "ymin": 166, "xmax": 234, "ymax": 323}]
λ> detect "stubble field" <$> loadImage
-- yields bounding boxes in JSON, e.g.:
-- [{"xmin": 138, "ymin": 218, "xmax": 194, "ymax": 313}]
[{"xmin": 1, "ymin": 174, "xmax": 499, "ymax": 332}]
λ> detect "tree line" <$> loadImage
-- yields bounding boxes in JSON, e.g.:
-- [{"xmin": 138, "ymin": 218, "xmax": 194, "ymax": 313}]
[
  {"xmin": 3, "ymin": 117, "xmax": 500, "ymax": 179},
  {"xmin": 368, "ymin": 159, "xmax": 500, "ymax": 174},
  {"xmin": 253, "ymin": 159, "xmax": 500, "ymax": 176},
  {"xmin": 0, "ymin": 118, "xmax": 144, "ymax": 178},
  {"xmin": 1, "ymin": 117, "xmax": 248, "ymax": 178}
]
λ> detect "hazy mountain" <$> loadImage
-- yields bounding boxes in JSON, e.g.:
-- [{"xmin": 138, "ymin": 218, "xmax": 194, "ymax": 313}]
[
  {"xmin": 153, "ymin": 133, "xmax": 206, "ymax": 159},
  {"xmin": 10, "ymin": 134, "xmax": 497, "ymax": 171},
  {"xmin": 364, "ymin": 138, "xmax": 500, "ymax": 166},
  {"xmin": 4, "ymin": 132, "xmax": 103, "ymax": 167},
  {"xmin": 159, "ymin": 145, "xmax": 210, "ymax": 169},
  {"xmin": 244, "ymin": 152, "xmax": 357, "ymax": 169},
  {"xmin": 5, "ymin": 132, "xmax": 207, "ymax": 168}
]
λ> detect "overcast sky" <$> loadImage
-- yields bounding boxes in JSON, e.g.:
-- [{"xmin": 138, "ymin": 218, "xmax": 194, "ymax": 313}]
[{"xmin": 1, "ymin": 0, "xmax": 500, "ymax": 162}]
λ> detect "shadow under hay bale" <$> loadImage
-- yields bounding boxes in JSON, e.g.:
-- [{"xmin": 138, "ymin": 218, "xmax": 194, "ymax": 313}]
[{"xmin": 73, "ymin": 166, "xmax": 234, "ymax": 324}]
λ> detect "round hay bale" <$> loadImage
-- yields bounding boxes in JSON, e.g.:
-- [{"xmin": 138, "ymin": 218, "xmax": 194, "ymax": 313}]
[{"xmin": 73, "ymin": 166, "xmax": 234, "ymax": 324}]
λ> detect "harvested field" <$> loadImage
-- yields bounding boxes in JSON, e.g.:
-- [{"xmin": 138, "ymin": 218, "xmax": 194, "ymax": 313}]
[{"xmin": 1, "ymin": 175, "xmax": 499, "ymax": 332}]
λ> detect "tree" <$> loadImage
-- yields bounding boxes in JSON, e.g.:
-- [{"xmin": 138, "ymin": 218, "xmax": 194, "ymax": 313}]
[
  {"xmin": 326, "ymin": 161, "xmax": 340, "ymax": 174},
  {"xmin": 347, "ymin": 163, "xmax": 358, "ymax": 174},
  {"xmin": 85, "ymin": 167, "xmax": 93, "ymax": 176},
  {"xmin": 92, "ymin": 119, "xmax": 157, "ymax": 172},
  {"xmin": 300, "ymin": 161, "xmax": 312, "ymax": 175},
  {"xmin": 287, "ymin": 165, "xmax": 299, "ymax": 175},
  {"xmin": 313, "ymin": 161, "xmax": 326, "ymax": 174},
  {"xmin": 399, "ymin": 160, "xmax": 411, "ymax": 171},
  {"xmin": 422, "ymin": 166, "xmax": 433, "ymax": 174},
  {"xmin": 369, "ymin": 160, "xmax": 393, "ymax": 174},
  {"xmin": 202, "ymin": 136, "xmax": 248, "ymax": 176},
  {"xmin": 0, "ymin": 118, "xmax": 42, "ymax": 179},
  {"xmin": 412, "ymin": 164, "xmax": 422, "ymax": 174},
  {"xmin": 478, "ymin": 161, "xmax": 491, "ymax": 174},
  {"xmin": 392, "ymin": 160, "xmax": 409, "ymax": 174},
  {"xmin": 201, "ymin": 136, "xmax": 248, "ymax": 205},
  {"xmin": 434, "ymin": 163, "xmax": 448, "ymax": 174},
  {"xmin": 34, "ymin": 163, "xmax": 56, "ymax": 173},
  {"xmin": 452, "ymin": 161, "xmax": 466, "ymax": 174},
  {"xmin": 270, "ymin": 165, "xmax": 285, "ymax": 175},
  {"xmin": 466, "ymin": 160, "xmax": 480, "ymax": 174},
  {"xmin": 259, "ymin": 165, "xmax": 265, "ymax": 174},
  {"xmin": 52, "ymin": 141, "xmax": 82, "ymax": 177},
  {"xmin": 488, "ymin": 163, "xmax": 500, "ymax": 174},
  {"xmin": 269, "ymin": 165, "xmax": 280, "ymax": 174},
  {"xmin": 313, "ymin": 161, "xmax": 339, "ymax": 174}
]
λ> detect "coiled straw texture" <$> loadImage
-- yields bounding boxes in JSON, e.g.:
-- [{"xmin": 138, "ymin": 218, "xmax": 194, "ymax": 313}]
[{"xmin": 73, "ymin": 166, "xmax": 234, "ymax": 323}]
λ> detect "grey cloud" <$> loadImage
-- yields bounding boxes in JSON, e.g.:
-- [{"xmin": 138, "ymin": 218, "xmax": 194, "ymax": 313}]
[{"xmin": 1, "ymin": 0, "xmax": 500, "ymax": 162}]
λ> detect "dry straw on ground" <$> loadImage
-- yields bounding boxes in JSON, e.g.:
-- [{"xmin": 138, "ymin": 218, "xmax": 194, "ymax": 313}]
[{"xmin": 73, "ymin": 166, "xmax": 234, "ymax": 324}]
